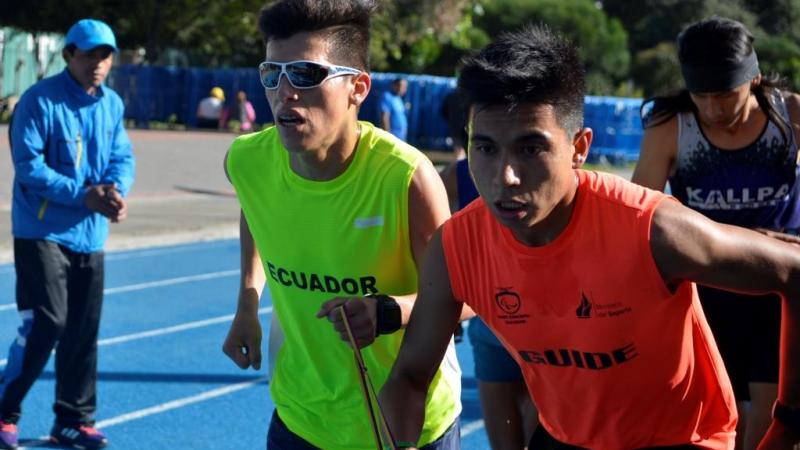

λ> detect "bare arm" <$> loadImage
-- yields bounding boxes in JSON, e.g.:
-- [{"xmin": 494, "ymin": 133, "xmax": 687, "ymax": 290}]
[
  {"xmin": 784, "ymin": 91, "xmax": 800, "ymax": 148},
  {"xmin": 317, "ymin": 158, "xmax": 463, "ymax": 347},
  {"xmin": 222, "ymin": 211, "xmax": 267, "ymax": 370},
  {"xmin": 381, "ymin": 111, "xmax": 391, "ymax": 131},
  {"xmin": 631, "ymin": 117, "xmax": 678, "ymax": 191},
  {"xmin": 650, "ymin": 200, "xmax": 800, "ymax": 445},
  {"xmin": 378, "ymin": 228, "xmax": 464, "ymax": 446}
]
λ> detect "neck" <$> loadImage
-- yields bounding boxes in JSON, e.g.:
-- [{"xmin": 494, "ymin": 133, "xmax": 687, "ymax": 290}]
[
  {"xmin": 514, "ymin": 173, "xmax": 580, "ymax": 247},
  {"xmin": 66, "ymin": 68, "xmax": 98, "ymax": 96},
  {"xmin": 717, "ymin": 93, "xmax": 761, "ymax": 134},
  {"xmin": 289, "ymin": 121, "xmax": 362, "ymax": 181}
]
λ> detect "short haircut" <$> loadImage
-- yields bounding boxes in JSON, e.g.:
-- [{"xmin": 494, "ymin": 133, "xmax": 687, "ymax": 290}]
[
  {"xmin": 457, "ymin": 25, "xmax": 585, "ymax": 134},
  {"xmin": 259, "ymin": 0, "xmax": 376, "ymax": 71}
]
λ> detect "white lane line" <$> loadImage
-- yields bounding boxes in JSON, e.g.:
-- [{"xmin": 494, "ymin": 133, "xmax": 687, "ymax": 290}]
[
  {"xmin": 0, "ymin": 307, "xmax": 273, "ymax": 366},
  {"xmin": 95, "ymin": 376, "xmax": 268, "ymax": 429},
  {"xmin": 104, "ymin": 269, "xmax": 238, "ymax": 295},
  {"xmin": 460, "ymin": 419, "xmax": 485, "ymax": 437},
  {"xmin": 0, "ymin": 269, "xmax": 239, "ymax": 310},
  {"xmin": 106, "ymin": 241, "xmax": 235, "ymax": 262}
]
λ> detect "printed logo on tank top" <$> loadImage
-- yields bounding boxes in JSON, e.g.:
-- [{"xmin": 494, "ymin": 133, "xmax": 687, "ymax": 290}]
[
  {"xmin": 266, "ymin": 261, "xmax": 379, "ymax": 296},
  {"xmin": 518, "ymin": 343, "xmax": 639, "ymax": 370},
  {"xmin": 684, "ymin": 184, "xmax": 790, "ymax": 210},
  {"xmin": 576, "ymin": 291, "xmax": 633, "ymax": 319},
  {"xmin": 494, "ymin": 287, "xmax": 530, "ymax": 325}
]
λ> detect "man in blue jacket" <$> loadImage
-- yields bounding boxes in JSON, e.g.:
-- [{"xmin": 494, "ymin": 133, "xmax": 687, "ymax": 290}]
[{"xmin": 1, "ymin": 19, "xmax": 135, "ymax": 450}]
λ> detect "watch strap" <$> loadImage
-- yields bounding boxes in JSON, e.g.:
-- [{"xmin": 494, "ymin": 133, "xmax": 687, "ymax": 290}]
[
  {"xmin": 772, "ymin": 400, "xmax": 800, "ymax": 435},
  {"xmin": 369, "ymin": 294, "xmax": 402, "ymax": 335}
]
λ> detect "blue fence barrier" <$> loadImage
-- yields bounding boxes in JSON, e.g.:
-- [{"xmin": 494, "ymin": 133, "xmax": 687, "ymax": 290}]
[{"xmin": 108, "ymin": 65, "xmax": 643, "ymax": 162}]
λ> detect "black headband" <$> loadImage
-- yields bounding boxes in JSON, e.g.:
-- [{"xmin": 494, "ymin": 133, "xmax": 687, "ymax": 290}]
[{"xmin": 681, "ymin": 51, "xmax": 760, "ymax": 93}]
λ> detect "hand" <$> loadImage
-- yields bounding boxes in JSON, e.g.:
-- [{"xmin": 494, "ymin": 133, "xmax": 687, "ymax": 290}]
[
  {"xmin": 222, "ymin": 309, "xmax": 263, "ymax": 370},
  {"xmin": 316, "ymin": 297, "xmax": 377, "ymax": 349},
  {"xmin": 757, "ymin": 420, "xmax": 800, "ymax": 450},
  {"xmin": 85, "ymin": 183, "xmax": 127, "ymax": 222},
  {"xmin": 105, "ymin": 186, "xmax": 128, "ymax": 223}
]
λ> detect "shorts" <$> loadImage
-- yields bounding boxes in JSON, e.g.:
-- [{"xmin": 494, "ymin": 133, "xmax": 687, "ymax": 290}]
[
  {"xmin": 697, "ymin": 285, "xmax": 780, "ymax": 401},
  {"xmin": 467, "ymin": 317, "xmax": 524, "ymax": 383}
]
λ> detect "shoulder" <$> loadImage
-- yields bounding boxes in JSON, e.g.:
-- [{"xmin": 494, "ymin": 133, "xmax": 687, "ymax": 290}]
[
  {"xmin": 18, "ymin": 76, "xmax": 60, "ymax": 106},
  {"xmin": 640, "ymin": 114, "xmax": 679, "ymax": 158},
  {"xmin": 102, "ymin": 87, "xmax": 125, "ymax": 112},
  {"xmin": 361, "ymin": 121, "xmax": 424, "ymax": 169},
  {"xmin": 643, "ymin": 113, "xmax": 679, "ymax": 140},
  {"xmin": 579, "ymin": 170, "xmax": 667, "ymax": 212},
  {"xmin": 782, "ymin": 91, "xmax": 800, "ymax": 123},
  {"xmin": 227, "ymin": 126, "xmax": 279, "ymax": 169}
]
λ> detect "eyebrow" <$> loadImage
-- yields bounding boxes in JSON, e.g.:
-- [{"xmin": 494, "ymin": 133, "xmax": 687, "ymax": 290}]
[{"xmin": 471, "ymin": 132, "xmax": 551, "ymax": 143}]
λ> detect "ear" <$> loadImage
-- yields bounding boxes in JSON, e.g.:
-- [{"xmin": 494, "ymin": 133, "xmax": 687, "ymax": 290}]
[
  {"xmin": 351, "ymin": 72, "xmax": 371, "ymax": 107},
  {"xmin": 751, "ymin": 74, "xmax": 762, "ymax": 88},
  {"xmin": 571, "ymin": 127, "xmax": 593, "ymax": 169},
  {"xmin": 62, "ymin": 48, "xmax": 72, "ymax": 63}
]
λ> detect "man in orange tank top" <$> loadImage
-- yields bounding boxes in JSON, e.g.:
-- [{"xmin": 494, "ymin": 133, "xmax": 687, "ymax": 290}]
[{"xmin": 379, "ymin": 25, "xmax": 800, "ymax": 450}]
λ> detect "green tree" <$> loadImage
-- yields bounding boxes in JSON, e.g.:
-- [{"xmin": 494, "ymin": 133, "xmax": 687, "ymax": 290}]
[
  {"xmin": 630, "ymin": 42, "xmax": 683, "ymax": 97},
  {"xmin": 473, "ymin": 0, "xmax": 630, "ymax": 94},
  {"xmin": 370, "ymin": 0, "xmax": 478, "ymax": 73},
  {"xmin": 756, "ymin": 35, "xmax": 800, "ymax": 91},
  {"xmin": 747, "ymin": 0, "xmax": 800, "ymax": 41}
]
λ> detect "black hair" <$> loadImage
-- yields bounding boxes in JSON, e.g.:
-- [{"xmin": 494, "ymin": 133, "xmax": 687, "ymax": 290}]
[
  {"xmin": 644, "ymin": 16, "xmax": 791, "ymax": 154},
  {"xmin": 456, "ymin": 24, "xmax": 585, "ymax": 135},
  {"xmin": 259, "ymin": 0, "xmax": 376, "ymax": 71},
  {"xmin": 64, "ymin": 44, "xmax": 77, "ymax": 56}
]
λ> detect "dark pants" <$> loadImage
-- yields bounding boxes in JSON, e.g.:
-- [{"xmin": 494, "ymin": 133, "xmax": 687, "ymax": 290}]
[
  {"xmin": 267, "ymin": 410, "xmax": 460, "ymax": 449},
  {"xmin": 0, "ymin": 239, "xmax": 104, "ymax": 426},
  {"xmin": 528, "ymin": 425, "xmax": 701, "ymax": 450}
]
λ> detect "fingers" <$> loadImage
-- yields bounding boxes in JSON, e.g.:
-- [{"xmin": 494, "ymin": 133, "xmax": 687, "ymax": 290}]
[
  {"xmin": 318, "ymin": 298, "xmax": 376, "ymax": 348},
  {"xmin": 316, "ymin": 297, "xmax": 348, "ymax": 318},
  {"xmin": 222, "ymin": 340, "xmax": 252, "ymax": 369},
  {"xmin": 248, "ymin": 341, "xmax": 262, "ymax": 370},
  {"xmin": 222, "ymin": 339, "xmax": 262, "ymax": 370}
]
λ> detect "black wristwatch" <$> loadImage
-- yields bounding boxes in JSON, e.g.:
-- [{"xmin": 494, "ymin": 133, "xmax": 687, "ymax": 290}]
[
  {"xmin": 772, "ymin": 400, "xmax": 800, "ymax": 435},
  {"xmin": 369, "ymin": 294, "xmax": 402, "ymax": 335}
]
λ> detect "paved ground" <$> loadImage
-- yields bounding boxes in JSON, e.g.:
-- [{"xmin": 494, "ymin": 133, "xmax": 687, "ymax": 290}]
[
  {"xmin": 1, "ymin": 124, "xmax": 633, "ymax": 264},
  {"xmin": 1, "ymin": 126, "xmax": 241, "ymax": 263}
]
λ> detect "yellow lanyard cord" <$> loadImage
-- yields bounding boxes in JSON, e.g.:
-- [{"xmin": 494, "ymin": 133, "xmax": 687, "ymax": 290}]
[{"xmin": 336, "ymin": 306, "xmax": 398, "ymax": 450}]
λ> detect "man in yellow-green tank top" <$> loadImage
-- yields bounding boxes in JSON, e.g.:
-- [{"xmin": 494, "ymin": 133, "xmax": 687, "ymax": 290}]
[{"xmin": 221, "ymin": 1, "xmax": 462, "ymax": 449}]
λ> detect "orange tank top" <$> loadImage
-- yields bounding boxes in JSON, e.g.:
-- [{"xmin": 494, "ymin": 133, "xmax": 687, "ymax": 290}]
[{"xmin": 443, "ymin": 170, "xmax": 736, "ymax": 450}]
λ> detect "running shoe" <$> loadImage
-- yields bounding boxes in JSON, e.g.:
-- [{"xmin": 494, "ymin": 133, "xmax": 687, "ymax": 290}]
[
  {"xmin": 50, "ymin": 424, "xmax": 108, "ymax": 449},
  {"xmin": 0, "ymin": 421, "xmax": 18, "ymax": 450}
]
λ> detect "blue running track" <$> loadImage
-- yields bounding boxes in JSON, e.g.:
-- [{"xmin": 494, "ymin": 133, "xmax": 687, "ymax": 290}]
[{"xmin": 0, "ymin": 239, "xmax": 491, "ymax": 449}]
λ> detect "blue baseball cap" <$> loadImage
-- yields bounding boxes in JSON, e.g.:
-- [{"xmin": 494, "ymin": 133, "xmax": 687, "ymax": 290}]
[{"xmin": 65, "ymin": 19, "xmax": 118, "ymax": 52}]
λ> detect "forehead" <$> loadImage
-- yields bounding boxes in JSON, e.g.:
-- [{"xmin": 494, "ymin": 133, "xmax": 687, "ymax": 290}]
[
  {"xmin": 690, "ymin": 81, "xmax": 751, "ymax": 98},
  {"xmin": 74, "ymin": 46, "xmax": 114, "ymax": 59},
  {"xmin": 265, "ymin": 31, "xmax": 331, "ymax": 63},
  {"xmin": 471, "ymin": 103, "xmax": 565, "ymax": 140}
]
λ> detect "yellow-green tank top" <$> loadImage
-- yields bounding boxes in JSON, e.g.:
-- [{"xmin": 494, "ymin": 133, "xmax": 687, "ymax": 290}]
[{"xmin": 227, "ymin": 121, "xmax": 461, "ymax": 449}]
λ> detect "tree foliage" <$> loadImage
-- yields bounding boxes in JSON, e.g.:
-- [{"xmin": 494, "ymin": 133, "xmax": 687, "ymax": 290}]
[
  {"xmin": 473, "ymin": 0, "xmax": 630, "ymax": 94},
  {"xmin": 3, "ymin": 0, "xmax": 800, "ymax": 94}
]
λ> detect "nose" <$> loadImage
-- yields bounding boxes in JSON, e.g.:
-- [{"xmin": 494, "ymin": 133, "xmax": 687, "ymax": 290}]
[
  {"xmin": 499, "ymin": 159, "xmax": 521, "ymax": 187},
  {"xmin": 275, "ymin": 74, "xmax": 299, "ymax": 101}
]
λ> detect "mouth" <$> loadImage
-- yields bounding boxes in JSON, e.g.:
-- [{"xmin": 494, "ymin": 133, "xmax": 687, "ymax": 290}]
[
  {"xmin": 493, "ymin": 199, "xmax": 528, "ymax": 220},
  {"xmin": 276, "ymin": 112, "xmax": 306, "ymax": 127}
]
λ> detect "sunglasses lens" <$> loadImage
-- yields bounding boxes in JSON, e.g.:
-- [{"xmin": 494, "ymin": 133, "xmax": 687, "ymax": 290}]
[
  {"xmin": 286, "ymin": 62, "xmax": 329, "ymax": 88},
  {"xmin": 260, "ymin": 63, "xmax": 283, "ymax": 89}
]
